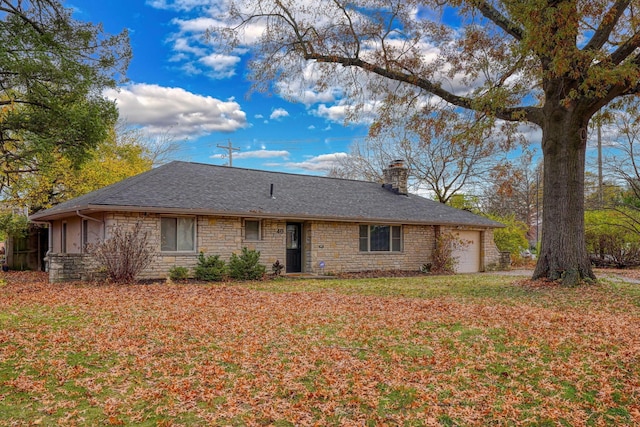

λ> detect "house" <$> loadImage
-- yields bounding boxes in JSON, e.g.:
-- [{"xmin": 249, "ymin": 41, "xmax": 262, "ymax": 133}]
[{"xmin": 29, "ymin": 160, "xmax": 505, "ymax": 282}]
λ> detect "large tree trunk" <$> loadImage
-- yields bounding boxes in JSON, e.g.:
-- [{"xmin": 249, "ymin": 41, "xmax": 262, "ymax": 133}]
[{"xmin": 533, "ymin": 109, "xmax": 596, "ymax": 285}]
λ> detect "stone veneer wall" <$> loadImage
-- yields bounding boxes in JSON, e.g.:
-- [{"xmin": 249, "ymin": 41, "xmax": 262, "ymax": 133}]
[
  {"xmin": 304, "ymin": 222, "xmax": 436, "ymax": 274},
  {"xmin": 100, "ymin": 213, "xmax": 288, "ymax": 280},
  {"xmin": 47, "ymin": 211, "xmax": 504, "ymax": 282},
  {"xmin": 48, "ymin": 253, "xmax": 86, "ymax": 282},
  {"xmin": 482, "ymin": 228, "xmax": 502, "ymax": 270}
]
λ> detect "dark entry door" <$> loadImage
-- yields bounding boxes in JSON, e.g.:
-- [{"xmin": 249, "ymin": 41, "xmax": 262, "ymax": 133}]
[{"xmin": 286, "ymin": 223, "xmax": 302, "ymax": 273}]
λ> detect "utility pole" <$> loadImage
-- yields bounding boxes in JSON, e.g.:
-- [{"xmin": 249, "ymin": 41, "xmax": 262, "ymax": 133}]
[
  {"xmin": 217, "ymin": 140, "xmax": 240, "ymax": 167},
  {"xmin": 597, "ymin": 120, "xmax": 603, "ymax": 207}
]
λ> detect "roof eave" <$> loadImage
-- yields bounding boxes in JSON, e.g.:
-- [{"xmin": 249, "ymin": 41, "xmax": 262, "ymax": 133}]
[{"xmin": 29, "ymin": 204, "xmax": 503, "ymax": 228}]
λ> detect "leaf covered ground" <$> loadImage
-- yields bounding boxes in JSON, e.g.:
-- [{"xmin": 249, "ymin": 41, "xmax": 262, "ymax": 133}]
[{"xmin": 1, "ymin": 271, "xmax": 639, "ymax": 426}]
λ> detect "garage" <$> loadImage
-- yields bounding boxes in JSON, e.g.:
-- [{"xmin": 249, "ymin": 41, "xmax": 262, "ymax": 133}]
[{"xmin": 452, "ymin": 230, "xmax": 481, "ymax": 273}]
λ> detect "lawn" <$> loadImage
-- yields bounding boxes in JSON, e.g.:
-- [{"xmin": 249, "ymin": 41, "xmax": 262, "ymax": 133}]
[{"xmin": 1, "ymin": 271, "xmax": 639, "ymax": 426}]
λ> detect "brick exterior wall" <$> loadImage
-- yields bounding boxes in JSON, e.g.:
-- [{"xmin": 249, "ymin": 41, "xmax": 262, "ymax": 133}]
[{"xmin": 46, "ymin": 211, "xmax": 503, "ymax": 282}]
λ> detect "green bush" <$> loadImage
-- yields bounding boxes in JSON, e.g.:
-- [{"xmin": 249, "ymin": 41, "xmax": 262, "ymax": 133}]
[
  {"xmin": 586, "ymin": 209, "xmax": 640, "ymax": 268},
  {"xmin": 486, "ymin": 214, "xmax": 530, "ymax": 266},
  {"xmin": 169, "ymin": 266, "xmax": 189, "ymax": 281},
  {"xmin": 228, "ymin": 247, "xmax": 266, "ymax": 280},
  {"xmin": 194, "ymin": 252, "xmax": 227, "ymax": 281}
]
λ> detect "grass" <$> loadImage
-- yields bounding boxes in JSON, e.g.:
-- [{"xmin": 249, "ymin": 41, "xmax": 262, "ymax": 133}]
[{"xmin": 0, "ymin": 271, "xmax": 639, "ymax": 426}]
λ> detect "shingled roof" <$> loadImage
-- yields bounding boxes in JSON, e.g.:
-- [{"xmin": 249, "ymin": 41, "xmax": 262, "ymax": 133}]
[{"xmin": 29, "ymin": 161, "xmax": 502, "ymax": 228}]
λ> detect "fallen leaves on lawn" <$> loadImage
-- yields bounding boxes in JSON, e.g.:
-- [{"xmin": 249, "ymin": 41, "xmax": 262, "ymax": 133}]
[{"xmin": 0, "ymin": 271, "xmax": 639, "ymax": 426}]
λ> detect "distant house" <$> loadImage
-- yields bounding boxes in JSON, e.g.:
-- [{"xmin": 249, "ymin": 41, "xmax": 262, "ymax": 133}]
[{"xmin": 29, "ymin": 160, "xmax": 504, "ymax": 282}]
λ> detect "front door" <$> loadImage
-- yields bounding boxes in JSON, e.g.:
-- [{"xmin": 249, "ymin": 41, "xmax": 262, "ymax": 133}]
[{"xmin": 286, "ymin": 223, "xmax": 302, "ymax": 273}]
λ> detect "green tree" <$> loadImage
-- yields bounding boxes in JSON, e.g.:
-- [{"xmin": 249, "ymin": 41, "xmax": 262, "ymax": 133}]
[
  {"xmin": 0, "ymin": 0, "xmax": 131, "ymax": 199},
  {"xmin": 487, "ymin": 214, "xmax": 530, "ymax": 264},
  {"xmin": 217, "ymin": 1, "xmax": 640, "ymax": 285}
]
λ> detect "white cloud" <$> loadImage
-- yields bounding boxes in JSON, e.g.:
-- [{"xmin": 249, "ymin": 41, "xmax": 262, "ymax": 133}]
[
  {"xmin": 199, "ymin": 53, "xmax": 240, "ymax": 79},
  {"xmin": 172, "ymin": 16, "xmax": 220, "ymax": 32},
  {"xmin": 285, "ymin": 152, "xmax": 348, "ymax": 172},
  {"xmin": 269, "ymin": 108, "xmax": 290, "ymax": 120},
  {"xmin": 145, "ymin": 0, "xmax": 216, "ymax": 12},
  {"xmin": 105, "ymin": 83, "xmax": 248, "ymax": 139},
  {"xmin": 312, "ymin": 99, "xmax": 380, "ymax": 125},
  {"xmin": 274, "ymin": 62, "xmax": 343, "ymax": 106},
  {"xmin": 234, "ymin": 150, "xmax": 290, "ymax": 159},
  {"xmin": 149, "ymin": 0, "xmax": 486, "ymax": 127}
]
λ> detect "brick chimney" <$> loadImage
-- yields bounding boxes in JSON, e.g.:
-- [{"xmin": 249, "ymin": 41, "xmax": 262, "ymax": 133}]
[{"xmin": 382, "ymin": 159, "xmax": 408, "ymax": 195}]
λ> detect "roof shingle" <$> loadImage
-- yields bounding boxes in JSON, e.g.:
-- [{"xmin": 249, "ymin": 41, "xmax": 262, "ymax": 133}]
[{"xmin": 30, "ymin": 161, "xmax": 502, "ymax": 228}]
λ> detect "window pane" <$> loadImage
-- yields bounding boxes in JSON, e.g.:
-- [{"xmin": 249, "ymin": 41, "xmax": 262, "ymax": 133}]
[
  {"xmin": 245, "ymin": 220, "xmax": 260, "ymax": 240},
  {"xmin": 161, "ymin": 218, "xmax": 177, "ymax": 251},
  {"xmin": 370, "ymin": 225, "xmax": 390, "ymax": 251},
  {"xmin": 391, "ymin": 226, "xmax": 402, "ymax": 252},
  {"xmin": 359, "ymin": 225, "xmax": 368, "ymax": 252},
  {"xmin": 176, "ymin": 217, "xmax": 194, "ymax": 251},
  {"xmin": 286, "ymin": 224, "xmax": 298, "ymax": 249}
]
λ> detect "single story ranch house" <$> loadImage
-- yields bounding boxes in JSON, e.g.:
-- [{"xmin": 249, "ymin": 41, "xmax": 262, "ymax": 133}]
[{"xmin": 29, "ymin": 160, "xmax": 504, "ymax": 282}]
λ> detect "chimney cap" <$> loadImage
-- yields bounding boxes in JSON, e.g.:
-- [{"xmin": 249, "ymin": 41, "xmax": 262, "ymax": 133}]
[{"xmin": 389, "ymin": 159, "xmax": 405, "ymax": 167}]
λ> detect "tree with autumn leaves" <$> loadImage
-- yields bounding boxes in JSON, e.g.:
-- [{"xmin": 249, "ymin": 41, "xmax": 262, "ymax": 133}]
[{"xmin": 216, "ymin": 0, "xmax": 640, "ymax": 285}]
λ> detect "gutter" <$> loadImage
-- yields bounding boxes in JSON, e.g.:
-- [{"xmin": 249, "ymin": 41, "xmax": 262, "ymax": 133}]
[
  {"xmin": 30, "ymin": 205, "xmax": 503, "ymax": 229},
  {"xmin": 76, "ymin": 210, "xmax": 103, "ymax": 223}
]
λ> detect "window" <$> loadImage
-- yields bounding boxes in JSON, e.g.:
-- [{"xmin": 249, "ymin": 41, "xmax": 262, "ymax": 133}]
[
  {"xmin": 359, "ymin": 225, "xmax": 402, "ymax": 252},
  {"xmin": 161, "ymin": 217, "xmax": 195, "ymax": 252},
  {"xmin": 244, "ymin": 219, "xmax": 261, "ymax": 241},
  {"xmin": 61, "ymin": 222, "xmax": 68, "ymax": 253},
  {"xmin": 81, "ymin": 220, "xmax": 88, "ymax": 253}
]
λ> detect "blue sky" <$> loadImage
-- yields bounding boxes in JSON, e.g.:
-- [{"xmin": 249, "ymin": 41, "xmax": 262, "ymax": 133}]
[
  {"xmin": 69, "ymin": 0, "xmax": 369, "ymax": 174},
  {"xmin": 67, "ymin": 0, "xmax": 621, "ymax": 183}
]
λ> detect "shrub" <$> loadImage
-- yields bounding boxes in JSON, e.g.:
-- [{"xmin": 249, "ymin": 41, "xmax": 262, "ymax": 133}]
[
  {"xmin": 194, "ymin": 251, "xmax": 227, "ymax": 281},
  {"xmin": 586, "ymin": 209, "xmax": 640, "ymax": 268},
  {"xmin": 169, "ymin": 266, "xmax": 189, "ymax": 281},
  {"xmin": 228, "ymin": 247, "xmax": 266, "ymax": 280},
  {"xmin": 487, "ymin": 214, "xmax": 530, "ymax": 267},
  {"xmin": 87, "ymin": 222, "xmax": 153, "ymax": 283},
  {"xmin": 272, "ymin": 260, "xmax": 284, "ymax": 276}
]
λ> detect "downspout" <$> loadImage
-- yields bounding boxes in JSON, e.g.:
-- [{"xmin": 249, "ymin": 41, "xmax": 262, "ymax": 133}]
[
  {"xmin": 76, "ymin": 210, "xmax": 105, "ymax": 247},
  {"xmin": 76, "ymin": 210, "xmax": 103, "ymax": 223}
]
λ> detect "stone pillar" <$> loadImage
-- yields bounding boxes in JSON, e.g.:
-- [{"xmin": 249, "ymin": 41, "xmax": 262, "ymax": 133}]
[{"xmin": 47, "ymin": 253, "xmax": 97, "ymax": 283}]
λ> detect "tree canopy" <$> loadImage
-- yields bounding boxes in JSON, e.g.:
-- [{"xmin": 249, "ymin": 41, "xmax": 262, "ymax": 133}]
[
  {"xmin": 6, "ymin": 123, "xmax": 154, "ymax": 212},
  {"xmin": 217, "ymin": 0, "xmax": 640, "ymax": 285},
  {"xmin": 0, "ymin": 0, "xmax": 131, "ymax": 198}
]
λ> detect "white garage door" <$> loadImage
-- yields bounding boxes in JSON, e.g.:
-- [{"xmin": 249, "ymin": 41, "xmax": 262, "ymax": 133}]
[{"xmin": 452, "ymin": 231, "xmax": 481, "ymax": 273}]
